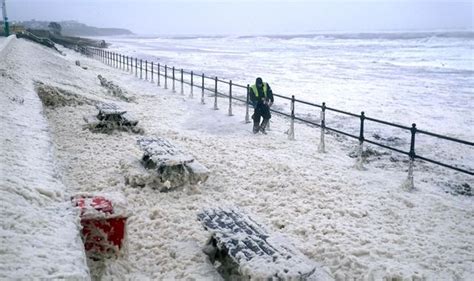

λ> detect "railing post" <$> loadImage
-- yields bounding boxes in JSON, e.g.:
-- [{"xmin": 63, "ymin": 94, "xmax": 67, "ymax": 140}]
[
  {"xmin": 120, "ymin": 54, "xmax": 122, "ymax": 69},
  {"xmin": 180, "ymin": 69, "xmax": 184, "ymax": 94},
  {"xmin": 172, "ymin": 66, "xmax": 176, "ymax": 92},
  {"xmin": 157, "ymin": 63, "xmax": 161, "ymax": 86},
  {"xmin": 164, "ymin": 65, "xmax": 168, "ymax": 89},
  {"xmin": 145, "ymin": 60, "xmax": 148, "ymax": 80},
  {"xmin": 190, "ymin": 71, "xmax": 194, "ymax": 98},
  {"xmin": 245, "ymin": 84, "xmax": 250, "ymax": 123},
  {"xmin": 140, "ymin": 59, "xmax": 143, "ymax": 79},
  {"xmin": 151, "ymin": 62, "xmax": 154, "ymax": 82},
  {"xmin": 126, "ymin": 56, "xmax": 129, "ymax": 71},
  {"xmin": 228, "ymin": 80, "xmax": 233, "ymax": 116},
  {"xmin": 355, "ymin": 111, "xmax": 366, "ymax": 170},
  {"xmin": 402, "ymin": 123, "xmax": 417, "ymax": 191},
  {"xmin": 135, "ymin": 58, "xmax": 138, "ymax": 77},
  {"xmin": 318, "ymin": 102, "xmax": 326, "ymax": 153},
  {"xmin": 214, "ymin": 77, "xmax": 219, "ymax": 110},
  {"xmin": 201, "ymin": 73, "xmax": 205, "ymax": 104},
  {"xmin": 114, "ymin": 53, "xmax": 117, "ymax": 68},
  {"xmin": 288, "ymin": 95, "xmax": 295, "ymax": 140}
]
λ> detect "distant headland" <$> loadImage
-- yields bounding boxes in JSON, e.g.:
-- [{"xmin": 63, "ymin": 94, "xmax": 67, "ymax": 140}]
[{"xmin": 5, "ymin": 20, "xmax": 133, "ymax": 36}]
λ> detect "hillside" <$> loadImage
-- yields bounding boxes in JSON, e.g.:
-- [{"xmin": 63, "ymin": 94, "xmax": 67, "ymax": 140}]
[{"xmin": 16, "ymin": 20, "xmax": 133, "ymax": 36}]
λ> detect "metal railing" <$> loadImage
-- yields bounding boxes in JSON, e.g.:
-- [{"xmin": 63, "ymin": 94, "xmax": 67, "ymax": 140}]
[{"xmin": 87, "ymin": 48, "xmax": 474, "ymax": 189}]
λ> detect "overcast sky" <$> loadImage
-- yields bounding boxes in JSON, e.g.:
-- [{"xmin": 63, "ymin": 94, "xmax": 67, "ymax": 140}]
[{"xmin": 7, "ymin": 0, "xmax": 474, "ymax": 35}]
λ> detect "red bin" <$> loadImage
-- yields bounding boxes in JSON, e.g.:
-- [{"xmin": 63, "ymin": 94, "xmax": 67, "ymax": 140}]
[{"xmin": 72, "ymin": 195, "xmax": 128, "ymax": 259}]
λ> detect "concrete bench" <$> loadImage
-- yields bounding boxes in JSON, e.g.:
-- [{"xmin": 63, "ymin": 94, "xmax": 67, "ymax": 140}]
[
  {"xmin": 198, "ymin": 208, "xmax": 329, "ymax": 280},
  {"xmin": 122, "ymin": 137, "xmax": 209, "ymax": 191},
  {"xmin": 83, "ymin": 103, "xmax": 143, "ymax": 134}
]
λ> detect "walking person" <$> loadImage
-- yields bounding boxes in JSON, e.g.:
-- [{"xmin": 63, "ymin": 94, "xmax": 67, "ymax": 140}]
[{"xmin": 250, "ymin": 77, "xmax": 274, "ymax": 134}]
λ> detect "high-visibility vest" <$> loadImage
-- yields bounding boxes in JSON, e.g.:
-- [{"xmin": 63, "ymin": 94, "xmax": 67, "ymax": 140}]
[{"xmin": 251, "ymin": 82, "xmax": 268, "ymax": 99}]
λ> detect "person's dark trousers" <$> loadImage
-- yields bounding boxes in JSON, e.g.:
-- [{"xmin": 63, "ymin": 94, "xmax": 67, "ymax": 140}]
[{"xmin": 253, "ymin": 103, "xmax": 271, "ymax": 133}]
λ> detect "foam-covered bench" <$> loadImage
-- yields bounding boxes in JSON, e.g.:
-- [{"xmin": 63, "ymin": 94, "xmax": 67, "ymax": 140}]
[
  {"xmin": 197, "ymin": 208, "xmax": 330, "ymax": 280},
  {"xmin": 122, "ymin": 137, "xmax": 209, "ymax": 191},
  {"xmin": 83, "ymin": 103, "xmax": 143, "ymax": 134}
]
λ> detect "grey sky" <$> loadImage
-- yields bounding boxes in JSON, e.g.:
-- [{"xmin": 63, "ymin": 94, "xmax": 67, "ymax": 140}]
[{"xmin": 7, "ymin": 0, "xmax": 473, "ymax": 35}]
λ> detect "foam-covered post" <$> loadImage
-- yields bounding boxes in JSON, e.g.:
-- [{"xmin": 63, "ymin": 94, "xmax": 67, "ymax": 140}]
[
  {"xmin": 190, "ymin": 71, "xmax": 194, "ymax": 98},
  {"xmin": 180, "ymin": 69, "xmax": 184, "ymax": 94},
  {"xmin": 164, "ymin": 65, "xmax": 168, "ymax": 89},
  {"xmin": 245, "ymin": 84, "xmax": 250, "ymax": 123},
  {"xmin": 157, "ymin": 63, "xmax": 161, "ymax": 86},
  {"xmin": 214, "ymin": 77, "xmax": 219, "ymax": 110},
  {"xmin": 201, "ymin": 73, "xmax": 205, "ymax": 104},
  {"xmin": 151, "ymin": 62, "xmax": 154, "ymax": 82},
  {"xmin": 228, "ymin": 80, "xmax": 233, "ymax": 116},
  {"xmin": 135, "ymin": 58, "xmax": 138, "ymax": 77},
  {"xmin": 318, "ymin": 102, "xmax": 326, "ymax": 152},
  {"xmin": 172, "ymin": 67, "xmax": 176, "ymax": 92},
  {"xmin": 140, "ymin": 59, "xmax": 143, "ymax": 79},
  {"xmin": 403, "ymin": 123, "xmax": 417, "ymax": 190},
  {"xmin": 355, "ymin": 111, "xmax": 366, "ymax": 170},
  {"xmin": 145, "ymin": 60, "xmax": 148, "ymax": 80},
  {"xmin": 289, "ymin": 95, "xmax": 295, "ymax": 140}
]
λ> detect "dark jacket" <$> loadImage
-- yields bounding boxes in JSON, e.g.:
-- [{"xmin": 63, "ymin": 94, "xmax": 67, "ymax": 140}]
[{"xmin": 250, "ymin": 82, "xmax": 274, "ymax": 107}]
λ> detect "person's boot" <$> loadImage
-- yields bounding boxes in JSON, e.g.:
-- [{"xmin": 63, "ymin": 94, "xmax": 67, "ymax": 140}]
[
  {"xmin": 253, "ymin": 120, "xmax": 260, "ymax": 134},
  {"xmin": 260, "ymin": 119, "xmax": 268, "ymax": 134}
]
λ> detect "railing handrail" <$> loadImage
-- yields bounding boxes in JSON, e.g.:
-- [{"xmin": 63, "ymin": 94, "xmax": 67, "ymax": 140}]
[{"xmin": 87, "ymin": 47, "xmax": 473, "ymax": 177}]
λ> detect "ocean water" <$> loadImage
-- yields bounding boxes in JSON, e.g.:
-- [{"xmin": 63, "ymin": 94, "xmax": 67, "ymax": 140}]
[{"xmin": 103, "ymin": 32, "xmax": 473, "ymax": 176}]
